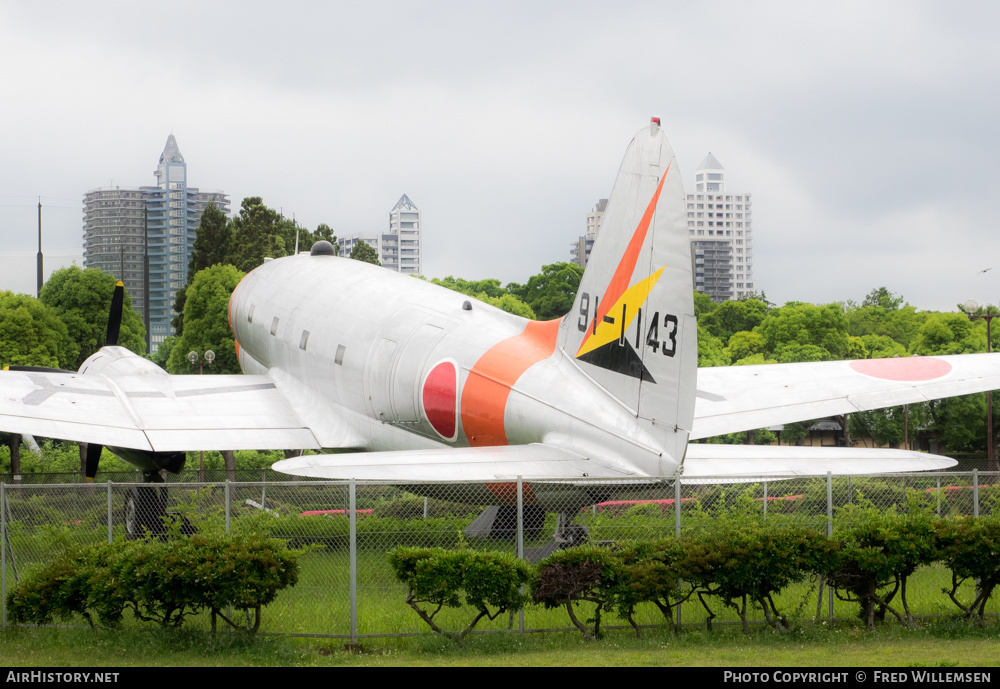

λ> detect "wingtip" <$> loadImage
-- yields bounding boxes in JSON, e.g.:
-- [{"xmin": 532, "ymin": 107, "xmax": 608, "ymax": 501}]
[
  {"xmin": 85, "ymin": 476, "xmax": 94, "ymax": 483},
  {"xmin": 115, "ymin": 281, "xmax": 124, "ymax": 287}
]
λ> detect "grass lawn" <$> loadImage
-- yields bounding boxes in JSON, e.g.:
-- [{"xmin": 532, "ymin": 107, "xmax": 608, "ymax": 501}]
[{"xmin": 2, "ymin": 620, "xmax": 999, "ymax": 667}]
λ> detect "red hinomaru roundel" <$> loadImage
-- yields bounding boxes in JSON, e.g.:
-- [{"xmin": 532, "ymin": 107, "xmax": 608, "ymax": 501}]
[
  {"xmin": 422, "ymin": 360, "xmax": 458, "ymax": 441},
  {"xmin": 848, "ymin": 357, "xmax": 952, "ymax": 382}
]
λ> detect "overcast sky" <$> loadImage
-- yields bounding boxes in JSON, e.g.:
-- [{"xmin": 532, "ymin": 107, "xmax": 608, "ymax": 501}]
[{"xmin": 2, "ymin": 1, "xmax": 998, "ymax": 312}]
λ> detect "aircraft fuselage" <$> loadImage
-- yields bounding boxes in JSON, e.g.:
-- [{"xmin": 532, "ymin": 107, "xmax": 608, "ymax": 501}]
[{"xmin": 228, "ymin": 253, "xmax": 674, "ymax": 479}]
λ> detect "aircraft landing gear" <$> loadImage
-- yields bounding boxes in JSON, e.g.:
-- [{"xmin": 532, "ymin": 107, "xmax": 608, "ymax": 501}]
[
  {"xmin": 523, "ymin": 512, "xmax": 592, "ymax": 563},
  {"xmin": 123, "ymin": 470, "xmax": 193, "ymax": 540},
  {"xmin": 124, "ymin": 475, "xmax": 168, "ymax": 540}
]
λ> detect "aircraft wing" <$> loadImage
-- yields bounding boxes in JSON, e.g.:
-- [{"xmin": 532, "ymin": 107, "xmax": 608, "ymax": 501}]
[
  {"xmin": 0, "ymin": 369, "xmax": 334, "ymax": 452},
  {"xmin": 692, "ymin": 354, "xmax": 1000, "ymax": 440},
  {"xmin": 273, "ymin": 444, "xmax": 639, "ymax": 481},
  {"xmin": 682, "ymin": 444, "xmax": 956, "ymax": 483}
]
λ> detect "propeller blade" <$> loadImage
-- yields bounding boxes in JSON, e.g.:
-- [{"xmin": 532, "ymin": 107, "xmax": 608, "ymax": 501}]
[
  {"xmin": 85, "ymin": 443, "xmax": 103, "ymax": 483},
  {"xmin": 105, "ymin": 281, "xmax": 124, "ymax": 346}
]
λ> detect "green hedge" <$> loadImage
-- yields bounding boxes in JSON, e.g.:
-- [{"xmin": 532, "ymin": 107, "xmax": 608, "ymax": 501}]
[{"xmin": 7, "ymin": 532, "xmax": 302, "ymax": 633}]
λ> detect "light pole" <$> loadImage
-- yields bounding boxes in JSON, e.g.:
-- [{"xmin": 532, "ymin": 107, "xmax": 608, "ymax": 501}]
[
  {"xmin": 963, "ymin": 300, "xmax": 998, "ymax": 472},
  {"xmin": 187, "ymin": 350, "xmax": 215, "ymax": 480}
]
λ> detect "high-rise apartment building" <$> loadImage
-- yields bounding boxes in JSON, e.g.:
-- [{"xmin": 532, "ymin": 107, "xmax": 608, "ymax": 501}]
[
  {"xmin": 569, "ymin": 198, "xmax": 607, "ymax": 268},
  {"xmin": 338, "ymin": 194, "xmax": 422, "ymax": 274},
  {"xmin": 83, "ymin": 135, "xmax": 229, "ymax": 350},
  {"xmin": 686, "ymin": 153, "xmax": 754, "ymax": 302}
]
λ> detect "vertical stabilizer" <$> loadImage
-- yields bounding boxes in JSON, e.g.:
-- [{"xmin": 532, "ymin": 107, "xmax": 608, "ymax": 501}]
[{"xmin": 559, "ymin": 120, "xmax": 696, "ymax": 461}]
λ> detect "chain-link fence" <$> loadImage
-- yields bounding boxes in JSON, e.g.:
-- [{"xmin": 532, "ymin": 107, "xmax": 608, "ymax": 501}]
[{"xmin": 2, "ymin": 471, "xmax": 997, "ymax": 637}]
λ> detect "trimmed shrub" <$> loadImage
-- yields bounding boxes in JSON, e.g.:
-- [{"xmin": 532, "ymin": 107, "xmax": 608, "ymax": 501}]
[
  {"xmin": 933, "ymin": 514, "xmax": 1000, "ymax": 621},
  {"xmin": 6, "ymin": 532, "xmax": 302, "ymax": 633},
  {"xmin": 681, "ymin": 520, "xmax": 829, "ymax": 633},
  {"xmin": 823, "ymin": 499, "xmax": 936, "ymax": 630},
  {"xmin": 389, "ymin": 547, "xmax": 530, "ymax": 642},
  {"xmin": 608, "ymin": 540, "xmax": 693, "ymax": 636},
  {"xmin": 531, "ymin": 546, "xmax": 620, "ymax": 639}
]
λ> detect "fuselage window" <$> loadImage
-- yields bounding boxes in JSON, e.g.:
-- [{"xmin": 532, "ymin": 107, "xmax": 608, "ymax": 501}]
[
  {"xmin": 300, "ymin": 330, "xmax": 310, "ymax": 351},
  {"xmin": 248, "ymin": 304, "xmax": 255, "ymax": 323},
  {"xmin": 335, "ymin": 344, "xmax": 346, "ymax": 365},
  {"xmin": 270, "ymin": 317, "xmax": 280, "ymax": 336}
]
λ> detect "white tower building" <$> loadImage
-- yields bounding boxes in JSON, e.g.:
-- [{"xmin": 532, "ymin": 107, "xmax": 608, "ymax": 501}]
[
  {"xmin": 570, "ymin": 199, "xmax": 607, "ymax": 268},
  {"xmin": 338, "ymin": 194, "xmax": 422, "ymax": 274},
  {"xmin": 687, "ymin": 153, "xmax": 754, "ymax": 302}
]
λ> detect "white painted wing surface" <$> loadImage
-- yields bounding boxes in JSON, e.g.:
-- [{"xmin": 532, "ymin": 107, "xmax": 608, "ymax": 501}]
[
  {"xmin": 692, "ymin": 354, "xmax": 1000, "ymax": 440},
  {"xmin": 273, "ymin": 444, "xmax": 639, "ymax": 481},
  {"xmin": 682, "ymin": 444, "xmax": 957, "ymax": 483},
  {"xmin": 0, "ymin": 369, "xmax": 323, "ymax": 452}
]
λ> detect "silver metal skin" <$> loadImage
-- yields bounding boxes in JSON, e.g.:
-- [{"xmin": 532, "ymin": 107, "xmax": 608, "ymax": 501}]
[{"xmin": 1, "ymin": 122, "xmax": 998, "ymax": 490}]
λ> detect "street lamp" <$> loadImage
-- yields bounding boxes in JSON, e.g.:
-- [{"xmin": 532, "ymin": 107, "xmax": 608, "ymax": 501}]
[
  {"xmin": 963, "ymin": 300, "xmax": 997, "ymax": 471},
  {"xmin": 187, "ymin": 350, "xmax": 215, "ymax": 480},
  {"xmin": 187, "ymin": 349, "xmax": 215, "ymax": 375}
]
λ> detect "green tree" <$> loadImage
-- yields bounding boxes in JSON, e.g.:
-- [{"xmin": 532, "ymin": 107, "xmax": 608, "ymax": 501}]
[
  {"xmin": 776, "ymin": 343, "xmax": 833, "ymax": 363},
  {"xmin": 849, "ymin": 406, "xmax": 931, "ymax": 449},
  {"xmin": 862, "ymin": 286, "xmax": 904, "ymax": 310},
  {"xmin": 313, "ymin": 223, "xmax": 335, "ymax": 243},
  {"xmin": 724, "ymin": 331, "xmax": 766, "ymax": 363},
  {"xmin": 910, "ymin": 312, "xmax": 987, "ymax": 355},
  {"xmin": 171, "ymin": 286, "xmax": 187, "ymax": 337},
  {"xmin": 150, "ymin": 335, "xmax": 177, "ymax": 370},
  {"xmin": 756, "ymin": 302, "xmax": 850, "ymax": 360},
  {"xmin": 167, "ymin": 265, "xmax": 245, "ymax": 375},
  {"xmin": 428, "ymin": 276, "xmax": 535, "ymax": 318},
  {"xmin": 0, "ymin": 291, "xmax": 77, "ymax": 369},
  {"xmin": 473, "ymin": 293, "xmax": 535, "ymax": 319},
  {"xmin": 187, "ymin": 201, "xmax": 232, "ymax": 282},
  {"xmin": 693, "ymin": 290, "xmax": 716, "ymax": 318},
  {"xmin": 39, "ymin": 266, "xmax": 146, "ymax": 366},
  {"xmin": 859, "ymin": 334, "xmax": 907, "ymax": 359},
  {"xmin": 350, "ymin": 241, "xmax": 381, "ymax": 266},
  {"xmin": 700, "ymin": 298, "xmax": 769, "ymax": 344},
  {"xmin": 697, "ymin": 325, "xmax": 729, "ymax": 367},
  {"xmin": 227, "ymin": 197, "xmax": 287, "ymax": 273},
  {"xmin": 506, "ymin": 262, "xmax": 583, "ymax": 320},
  {"xmin": 431, "ymin": 276, "xmax": 507, "ymax": 299},
  {"xmin": 844, "ymin": 288, "xmax": 926, "ymax": 349}
]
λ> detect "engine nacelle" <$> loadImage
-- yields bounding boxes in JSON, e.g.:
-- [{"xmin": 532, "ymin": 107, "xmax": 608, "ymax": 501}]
[{"xmin": 78, "ymin": 346, "xmax": 170, "ymax": 378}]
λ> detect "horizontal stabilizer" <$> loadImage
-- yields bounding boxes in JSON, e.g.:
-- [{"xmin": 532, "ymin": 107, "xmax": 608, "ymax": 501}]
[
  {"xmin": 273, "ymin": 444, "xmax": 638, "ymax": 481},
  {"xmin": 682, "ymin": 444, "xmax": 957, "ymax": 483}
]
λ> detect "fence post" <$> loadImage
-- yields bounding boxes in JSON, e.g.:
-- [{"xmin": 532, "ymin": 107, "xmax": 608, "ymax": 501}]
[
  {"xmin": 107, "ymin": 482, "xmax": 113, "ymax": 544},
  {"xmin": 674, "ymin": 477, "xmax": 682, "ymax": 539},
  {"xmin": 674, "ymin": 476, "xmax": 682, "ymax": 629},
  {"xmin": 827, "ymin": 472, "xmax": 834, "ymax": 621},
  {"xmin": 349, "ymin": 478, "xmax": 357, "ymax": 644},
  {"xmin": 517, "ymin": 476, "xmax": 524, "ymax": 634},
  {"xmin": 225, "ymin": 480, "xmax": 231, "ymax": 534},
  {"xmin": 762, "ymin": 480, "xmax": 768, "ymax": 521},
  {"xmin": 973, "ymin": 468, "xmax": 979, "ymax": 518},
  {"xmin": 1, "ymin": 481, "xmax": 6, "ymax": 628},
  {"xmin": 936, "ymin": 476, "xmax": 941, "ymax": 517}
]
